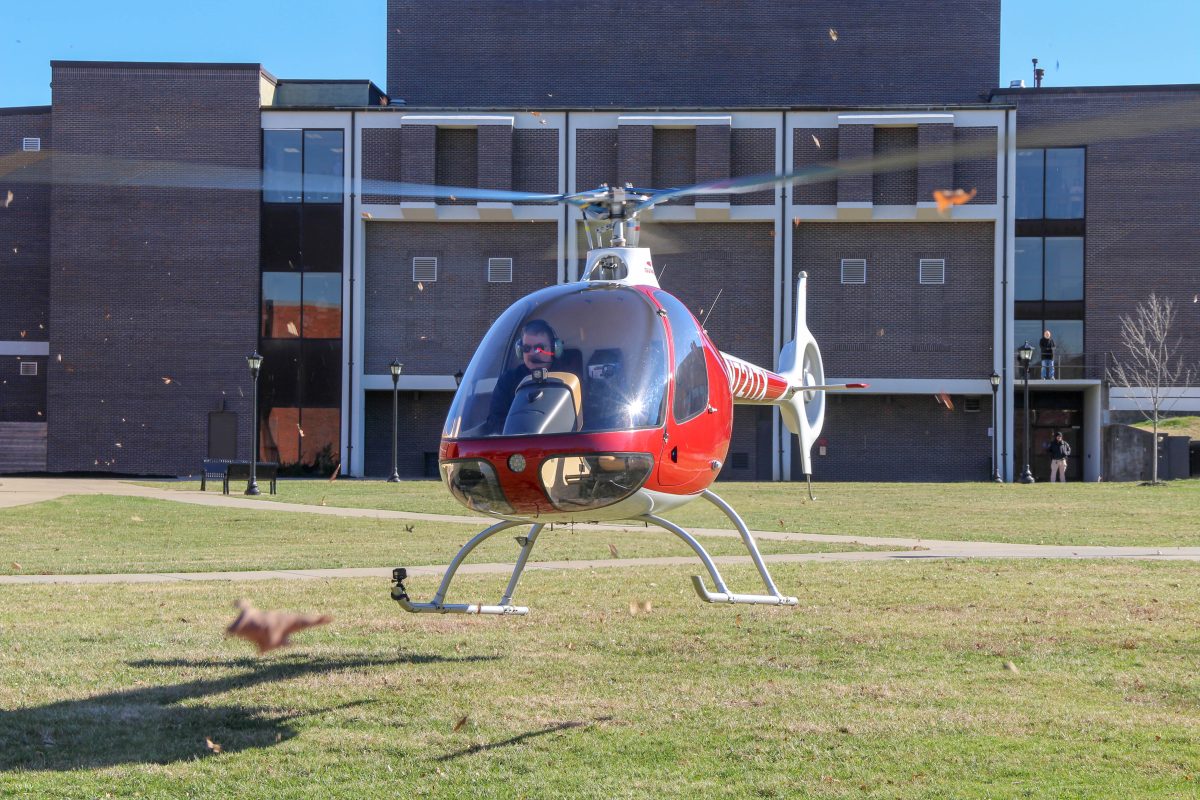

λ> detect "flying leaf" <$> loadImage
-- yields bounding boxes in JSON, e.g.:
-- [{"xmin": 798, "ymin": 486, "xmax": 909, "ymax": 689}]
[
  {"xmin": 932, "ymin": 187, "xmax": 977, "ymax": 212},
  {"xmin": 452, "ymin": 715, "xmax": 469, "ymax": 732},
  {"xmin": 297, "ymin": 425, "xmax": 304, "ymax": 438},
  {"xmin": 530, "ymin": 111, "xmax": 540, "ymax": 117},
  {"xmin": 936, "ymin": 391, "xmax": 955, "ymax": 411},
  {"xmin": 10, "ymin": 562, "xmax": 20, "ymax": 571},
  {"xmin": 417, "ymin": 282, "xmax": 424, "ymax": 291},
  {"xmin": 811, "ymin": 133, "xmax": 821, "ymax": 149},
  {"xmin": 328, "ymin": 462, "xmax": 340, "ymax": 482},
  {"xmin": 628, "ymin": 600, "xmax": 653, "ymax": 615},
  {"xmin": 225, "ymin": 599, "xmax": 332, "ymax": 654},
  {"xmin": 161, "ymin": 377, "xmax": 173, "ymax": 385},
  {"xmin": 362, "ymin": 211, "xmax": 373, "ymax": 219},
  {"xmin": 18, "ymin": 330, "xmax": 25, "ymax": 338},
  {"xmin": 404, "ymin": 524, "xmax": 414, "ymax": 533},
  {"xmin": 2, "ymin": 190, "xmax": 13, "ymax": 208},
  {"xmin": 286, "ymin": 321, "xmax": 299, "ymax": 337},
  {"xmin": 735, "ymin": 613, "xmax": 742, "ymax": 627},
  {"xmin": 828, "ymin": 28, "xmax": 838, "ymax": 41},
  {"xmin": 793, "ymin": 217, "xmax": 802, "ymax": 227},
  {"xmin": 130, "ymin": 516, "xmax": 143, "ymax": 522},
  {"xmin": 1003, "ymin": 660, "xmax": 1020, "ymax": 674},
  {"xmin": 205, "ymin": 737, "xmax": 222, "ymax": 754},
  {"xmin": 607, "ymin": 543, "xmax": 619, "ymax": 559}
]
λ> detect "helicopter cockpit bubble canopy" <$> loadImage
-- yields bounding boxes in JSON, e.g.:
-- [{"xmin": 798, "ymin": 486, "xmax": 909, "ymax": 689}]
[{"xmin": 443, "ymin": 283, "xmax": 669, "ymax": 440}]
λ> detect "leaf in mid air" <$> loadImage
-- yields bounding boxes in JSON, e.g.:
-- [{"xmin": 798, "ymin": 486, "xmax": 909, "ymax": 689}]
[{"xmin": 225, "ymin": 600, "xmax": 332, "ymax": 654}]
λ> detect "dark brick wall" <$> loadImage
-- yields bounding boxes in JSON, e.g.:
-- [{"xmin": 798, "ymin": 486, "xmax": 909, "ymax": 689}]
[
  {"xmin": 998, "ymin": 88, "xmax": 1200, "ymax": 368},
  {"xmin": 0, "ymin": 356, "xmax": 47, "ymax": 422},
  {"xmin": 837, "ymin": 125, "xmax": 873, "ymax": 203},
  {"xmin": 953, "ymin": 127, "xmax": 998, "ymax": 203},
  {"xmin": 0, "ymin": 109, "xmax": 52, "ymax": 344},
  {"xmin": 364, "ymin": 390, "xmax": 452, "ymax": 478},
  {"xmin": 873, "ymin": 127, "xmax": 918, "ymax": 206},
  {"xmin": 794, "ymin": 394, "xmax": 993, "ymax": 481},
  {"xmin": 363, "ymin": 125, "xmax": 558, "ymax": 204},
  {"xmin": 917, "ymin": 123, "xmax": 954, "ymax": 199},
  {"xmin": 731, "ymin": 129, "xmax": 775, "ymax": 205},
  {"xmin": 796, "ymin": 222, "xmax": 995, "ymax": 379},
  {"xmin": 47, "ymin": 63, "xmax": 261, "ymax": 475},
  {"xmin": 435, "ymin": 128, "xmax": 477, "ymax": 204},
  {"xmin": 363, "ymin": 222, "xmax": 559, "ymax": 375},
  {"xmin": 388, "ymin": 0, "xmax": 999, "ymax": 107},
  {"xmin": 793, "ymin": 128, "xmax": 838, "ymax": 204},
  {"xmin": 576, "ymin": 129, "xmax": 618, "ymax": 191},
  {"xmin": 651, "ymin": 129, "xmax": 695, "ymax": 205},
  {"xmin": 513, "ymin": 129, "xmax": 559, "ymax": 197}
]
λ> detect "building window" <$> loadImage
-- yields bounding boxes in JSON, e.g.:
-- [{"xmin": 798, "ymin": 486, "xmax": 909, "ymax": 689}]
[
  {"xmin": 487, "ymin": 257, "xmax": 513, "ymax": 283},
  {"xmin": 262, "ymin": 129, "xmax": 344, "ymax": 204},
  {"xmin": 21, "ymin": 137, "xmax": 41, "ymax": 152},
  {"xmin": 1016, "ymin": 238, "xmax": 1083, "ymax": 302},
  {"xmin": 1016, "ymin": 148, "xmax": 1084, "ymax": 220},
  {"xmin": 261, "ymin": 272, "xmax": 342, "ymax": 339},
  {"xmin": 413, "ymin": 257, "xmax": 438, "ymax": 282},
  {"xmin": 918, "ymin": 259, "xmax": 945, "ymax": 285},
  {"xmin": 19, "ymin": 362, "xmax": 37, "ymax": 376},
  {"xmin": 840, "ymin": 259, "xmax": 867, "ymax": 284}
]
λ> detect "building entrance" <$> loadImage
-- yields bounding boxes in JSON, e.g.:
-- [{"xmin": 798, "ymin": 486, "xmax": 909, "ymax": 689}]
[{"xmin": 1015, "ymin": 390, "xmax": 1083, "ymax": 482}]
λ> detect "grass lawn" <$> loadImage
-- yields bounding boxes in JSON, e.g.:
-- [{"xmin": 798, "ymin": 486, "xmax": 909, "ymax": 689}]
[
  {"xmin": 0, "ymin": 496, "xmax": 894, "ymax": 576},
  {"xmin": 1, "ymin": 559, "xmax": 1198, "ymax": 798},
  {"xmin": 139, "ymin": 478, "xmax": 1200, "ymax": 548},
  {"xmin": 1132, "ymin": 415, "xmax": 1200, "ymax": 440}
]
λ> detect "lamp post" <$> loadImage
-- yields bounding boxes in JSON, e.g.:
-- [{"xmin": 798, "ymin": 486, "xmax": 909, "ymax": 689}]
[
  {"xmin": 989, "ymin": 370, "xmax": 1002, "ymax": 483},
  {"xmin": 245, "ymin": 351, "xmax": 263, "ymax": 496},
  {"xmin": 454, "ymin": 369, "xmax": 464, "ymax": 388},
  {"xmin": 388, "ymin": 360, "xmax": 403, "ymax": 483},
  {"xmin": 1017, "ymin": 341, "xmax": 1036, "ymax": 484}
]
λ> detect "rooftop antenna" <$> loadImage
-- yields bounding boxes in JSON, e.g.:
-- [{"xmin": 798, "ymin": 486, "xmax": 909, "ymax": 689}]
[{"xmin": 1032, "ymin": 58, "xmax": 1045, "ymax": 88}]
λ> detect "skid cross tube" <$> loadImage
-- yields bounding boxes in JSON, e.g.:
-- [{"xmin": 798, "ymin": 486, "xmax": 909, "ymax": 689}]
[{"xmin": 392, "ymin": 520, "xmax": 544, "ymax": 615}]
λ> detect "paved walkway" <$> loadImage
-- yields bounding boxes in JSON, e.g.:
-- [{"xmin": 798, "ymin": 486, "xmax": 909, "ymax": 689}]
[{"xmin": 1, "ymin": 477, "xmax": 1199, "ymax": 586}]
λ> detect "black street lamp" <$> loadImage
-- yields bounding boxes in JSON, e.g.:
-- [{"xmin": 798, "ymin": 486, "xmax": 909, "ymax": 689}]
[
  {"xmin": 454, "ymin": 369, "xmax": 464, "ymax": 388},
  {"xmin": 1017, "ymin": 341, "xmax": 1036, "ymax": 484},
  {"xmin": 989, "ymin": 370, "xmax": 1002, "ymax": 483},
  {"xmin": 388, "ymin": 359, "xmax": 403, "ymax": 483},
  {"xmin": 245, "ymin": 351, "xmax": 263, "ymax": 496}
]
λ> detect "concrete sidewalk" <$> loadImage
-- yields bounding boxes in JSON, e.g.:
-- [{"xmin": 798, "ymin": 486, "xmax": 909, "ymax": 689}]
[{"xmin": 1, "ymin": 476, "xmax": 1199, "ymax": 586}]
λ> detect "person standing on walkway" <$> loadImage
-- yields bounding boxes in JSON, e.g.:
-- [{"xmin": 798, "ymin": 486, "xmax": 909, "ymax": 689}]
[
  {"xmin": 1047, "ymin": 431, "xmax": 1071, "ymax": 482},
  {"xmin": 1039, "ymin": 329, "xmax": 1056, "ymax": 379}
]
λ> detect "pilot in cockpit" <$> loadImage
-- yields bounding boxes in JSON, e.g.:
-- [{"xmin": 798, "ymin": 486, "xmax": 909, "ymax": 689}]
[{"xmin": 484, "ymin": 319, "xmax": 562, "ymax": 434}]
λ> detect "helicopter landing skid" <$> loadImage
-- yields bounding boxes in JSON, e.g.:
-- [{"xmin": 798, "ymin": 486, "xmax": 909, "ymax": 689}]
[
  {"xmin": 390, "ymin": 489, "xmax": 796, "ymax": 614},
  {"xmin": 636, "ymin": 489, "xmax": 798, "ymax": 607},
  {"xmin": 391, "ymin": 520, "xmax": 545, "ymax": 615}
]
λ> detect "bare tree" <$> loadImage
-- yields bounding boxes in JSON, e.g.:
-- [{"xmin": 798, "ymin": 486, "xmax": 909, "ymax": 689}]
[{"xmin": 1106, "ymin": 293, "xmax": 1196, "ymax": 483}]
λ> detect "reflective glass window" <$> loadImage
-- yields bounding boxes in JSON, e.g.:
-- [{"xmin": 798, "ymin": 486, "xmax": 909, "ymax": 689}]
[
  {"xmin": 1043, "ymin": 237, "xmax": 1084, "ymax": 301},
  {"xmin": 1015, "ymin": 149, "xmax": 1044, "ymax": 219},
  {"xmin": 299, "ymin": 407, "xmax": 340, "ymax": 469},
  {"xmin": 259, "ymin": 340, "xmax": 301, "ymax": 408},
  {"xmin": 262, "ymin": 272, "xmax": 302, "ymax": 338},
  {"xmin": 261, "ymin": 204, "xmax": 302, "ymax": 270},
  {"xmin": 263, "ymin": 130, "xmax": 302, "ymax": 203},
  {"xmin": 1014, "ymin": 320, "xmax": 1044, "ymax": 364},
  {"xmin": 443, "ymin": 284, "xmax": 668, "ymax": 438},
  {"xmin": 1045, "ymin": 148, "xmax": 1085, "ymax": 219},
  {"xmin": 1014, "ymin": 237, "xmax": 1044, "ymax": 301},
  {"xmin": 301, "ymin": 204, "xmax": 344, "ymax": 271},
  {"xmin": 1044, "ymin": 319, "xmax": 1084, "ymax": 357},
  {"xmin": 301, "ymin": 340, "xmax": 342, "ymax": 407},
  {"xmin": 302, "ymin": 274, "xmax": 342, "ymax": 338},
  {"xmin": 655, "ymin": 290, "xmax": 710, "ymax": 422},
  {"xmin": 303, "ymin": 130, "xmax": 344, "ymax": 203}
]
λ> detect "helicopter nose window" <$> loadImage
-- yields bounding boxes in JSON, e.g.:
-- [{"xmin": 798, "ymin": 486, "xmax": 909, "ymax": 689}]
[{"xmin": 443, "ymin": 284, "xmax": 668, "ymax": 439}]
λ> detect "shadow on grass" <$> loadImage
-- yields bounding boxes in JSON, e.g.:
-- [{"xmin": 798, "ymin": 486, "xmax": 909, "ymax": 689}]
[
  {"xmin": 436, "ymin": 716, "xmax": 614, "ymax": 762},
  {"xmin": 1, "ymin": 652, "xmax": 498, "ymax": 771}
]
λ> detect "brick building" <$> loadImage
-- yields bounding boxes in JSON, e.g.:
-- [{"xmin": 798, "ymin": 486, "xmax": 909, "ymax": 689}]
[{"xmin": 1, "ymin": 1, "xmax": 1196, "ymax": 481}]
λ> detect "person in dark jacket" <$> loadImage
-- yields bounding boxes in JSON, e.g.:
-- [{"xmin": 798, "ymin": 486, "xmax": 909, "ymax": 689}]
[
  {"xmin": 1046, "ymin": 431, "xmax": 1071, "ymax": 482},
  {"xmin": 1039, "ymin": 329, "xmax": 1056, "ymax": 379}
]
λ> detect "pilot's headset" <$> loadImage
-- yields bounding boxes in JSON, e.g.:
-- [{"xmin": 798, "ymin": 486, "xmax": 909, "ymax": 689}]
[{"xmin": 514, "ymin": 319, "xmax": 564, "ymax": 361}]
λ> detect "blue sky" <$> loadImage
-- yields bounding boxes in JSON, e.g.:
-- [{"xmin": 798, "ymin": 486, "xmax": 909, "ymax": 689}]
[{"xmin": 2, "ymin": 0, "xmax": 1198, "ymax": 107}]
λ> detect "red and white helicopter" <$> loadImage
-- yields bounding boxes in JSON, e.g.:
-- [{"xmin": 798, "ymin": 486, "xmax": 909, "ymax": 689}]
[{"xmin": 388, "ymin": 176, "xmax": 867, "ymax": 615}]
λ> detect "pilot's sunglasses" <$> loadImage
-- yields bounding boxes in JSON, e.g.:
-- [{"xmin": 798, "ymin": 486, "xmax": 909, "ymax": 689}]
[{"xmin": 519, "ymin": 344, "xmax": 552, "ymax": 354}]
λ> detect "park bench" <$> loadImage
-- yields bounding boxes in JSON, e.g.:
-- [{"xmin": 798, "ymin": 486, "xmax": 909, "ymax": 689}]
[{"xmin": 200, "ymin": 459, "xmax": 279, "ymax": 495}]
